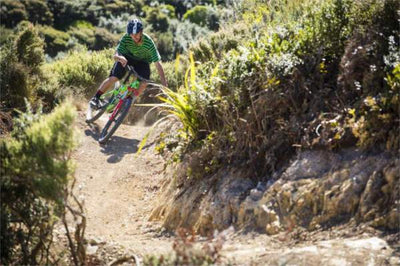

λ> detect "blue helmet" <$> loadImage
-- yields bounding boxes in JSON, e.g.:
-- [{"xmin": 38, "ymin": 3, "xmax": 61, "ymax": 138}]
[{"xmin": 127, "ymin": 19, "xmax": 143, "ymax": 34}]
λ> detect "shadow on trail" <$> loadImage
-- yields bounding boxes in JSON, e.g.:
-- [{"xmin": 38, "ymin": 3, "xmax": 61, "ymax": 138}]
[
  {"xmin": 84, "ymin": 123, "xmax": 139, "ymax": 163},
  {"xmin": 100, "ymin": 136, "xmax": 139, "ymax": 163},
  {"xmin": 84, "ymin": 123, "xmax": 101, "ymax": 139}
]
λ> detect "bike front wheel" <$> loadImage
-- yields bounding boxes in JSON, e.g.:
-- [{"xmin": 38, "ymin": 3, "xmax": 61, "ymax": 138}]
[
  {"xmin": 98, "ymin": 97, "xmax": 133, "ymax": 144},
  {"xmin": 86, "ymin": 95, "xmax": 115, "ymax": 123}
]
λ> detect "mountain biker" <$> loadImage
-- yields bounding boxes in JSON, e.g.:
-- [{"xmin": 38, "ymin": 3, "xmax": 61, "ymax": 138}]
[{"xmin": 90, "ymin": 18, "xmax": 168, "ymax": 109}]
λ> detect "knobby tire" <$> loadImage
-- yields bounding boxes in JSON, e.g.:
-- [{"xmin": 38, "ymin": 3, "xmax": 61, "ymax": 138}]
[
  {"xmin": 86, "ymin": 96, "xmax": 115, "ymax": 123},
  {"xmin": 98, "ymin": 98, "xmax": 132, "ymax": 144}
]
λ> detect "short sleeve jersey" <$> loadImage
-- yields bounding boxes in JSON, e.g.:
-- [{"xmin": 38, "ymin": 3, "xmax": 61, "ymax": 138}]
[{"xmin": 116, "ymin": 33, "xmax": 161, "ymax": 63}]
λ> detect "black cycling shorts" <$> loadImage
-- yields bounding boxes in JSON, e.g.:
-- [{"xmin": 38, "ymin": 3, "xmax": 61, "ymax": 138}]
[{"xmin": 109, "ymin": 57, "xmax": 150, "ymax": 80}]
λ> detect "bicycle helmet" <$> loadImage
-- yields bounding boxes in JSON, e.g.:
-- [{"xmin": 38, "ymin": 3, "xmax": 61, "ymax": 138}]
[{"xmin": 127, "ymin": 19, "xmax": 143, "ymax": 34}]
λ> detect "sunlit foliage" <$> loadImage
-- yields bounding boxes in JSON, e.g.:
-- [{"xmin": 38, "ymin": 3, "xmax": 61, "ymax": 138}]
[{"xmin": 1, "ymin": 102, "xmax": 77, "ymax": 264}]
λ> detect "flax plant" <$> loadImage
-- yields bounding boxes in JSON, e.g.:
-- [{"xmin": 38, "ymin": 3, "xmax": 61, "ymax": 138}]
[
  {"xmin": 159, "ymin": 52, "xmax": 201, "ymax": 139},
  {"xmin": 137, "ymin": 52, "xmax": 204, "ymax": 154}
]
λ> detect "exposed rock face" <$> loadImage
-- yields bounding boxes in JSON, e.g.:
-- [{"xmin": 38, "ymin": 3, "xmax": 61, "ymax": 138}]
[
  {"xmin": 250, "ymin": 149, "xmax": 399, "ymax": 234},
  {"xmin": 151, "ymin": 149, "xmax": 399, "ymax": 235},
  {"xmin": 151, "ymin": 168, "xmax": 255, "ymax": 235}
]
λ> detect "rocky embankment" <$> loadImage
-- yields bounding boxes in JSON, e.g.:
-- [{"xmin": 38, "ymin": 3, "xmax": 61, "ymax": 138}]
[{"xmin": 151, "ymin": 148, "xmax": 399, "ymax": 258}]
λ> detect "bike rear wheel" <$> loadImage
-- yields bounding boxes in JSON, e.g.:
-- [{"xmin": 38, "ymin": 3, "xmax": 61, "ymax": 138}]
[{"xmin": 98, "ymin": 98, "xmax": 132, "ymax": 144}]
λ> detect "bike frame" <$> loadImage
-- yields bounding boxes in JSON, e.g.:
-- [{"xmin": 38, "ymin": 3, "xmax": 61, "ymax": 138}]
[
  {"xmin": 108, "ymin": 86, "xmax": 138, "ymax": 121},
  {"xmin": 106, "ymin": 66, "xmax": 142, "ymax": 121}
]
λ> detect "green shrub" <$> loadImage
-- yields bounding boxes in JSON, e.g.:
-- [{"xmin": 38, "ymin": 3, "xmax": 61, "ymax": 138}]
[
  {"xmin": 65, "ymin": 20, "xmax": 119, "ymax": 51},
  {"xmin": 104, "ymin": 0, "xmax": 143, "ymax": 17},
  {"xmin": 0, "ymin": 22, "xmax": 45, "ymax": 109},
  {"xmin": 47, "ymin": 0, "xmax": 100, "ymax": 29},
  {"xmin": 0, "ymin": 53, "xmax": 29, "ymax": 108},
  {"xmin": 348, "ymin": 81, "xmax": 400, "ymax": 151},
  {"xmin": 98, "ymin": 13, "xmax": 131, "ymax": 34},
  {"xmin": 15, "ymin": 23, "xmax": 45, "ymax": 71},
  {"xmin": 0, "ymin": 26, "xmax": 14, "ymax": 45},
  {"xmin": 21, "ymin": 0, "xmax": 53, "ymax": 25},
  {"xmin": 145, "ymin": 6, "xmax": 170, "ymax": 33},
  {"xmin": 156, "ymin": 31, "xmax": 175, "ymax": 61},
  {"xmin": 189, "ymin": 21, "xmax": 249, "ymax": 62},
  {"xmin": 43, "ymin": 48, "xmax": 114, "ymax": 96},
  {"xmin": 169, "ymin": 19, "xmax": 211, "ymax": 54},
  {"xmin": 345, "ymin": 42, "xmax": 400, "ymax": 150},
  {"xmin": 67, "ymin": 25, "xmax": 95, "ymax": 49},
  {"xmin": 35, "ymin": 67, "xmax": 61, "ymax": 112},
  {"xmin": 70, "ymin": 19, "xmax": 95, "ymax": 30},
  {"xmin": 0, "ymin": 101, "xmax": 77, "ymax": 264},
  {"xmin": 294, "ymin": 0, "xmax": 352, "ymax": 66},
  {"xmin": 92, "ymin": 27, "xmax": 119, "ymax": 50},
  {"xmin": 159, "ymin": 4, "xmax": 177, "ymax": 19},
  {"xmin": 183, "ymin": 5, "xmax": 219, "ymax": 30},
  {"xmin": 0, "ymin": 0, "xmax": 28, "ymax": 28},
  {"xmin": 38, "ymin": 25, "xmax": 71, "ymax": 57},
  {"xmin": 150, "ymin": 0, "xmax": 225, "ymax": 19}
]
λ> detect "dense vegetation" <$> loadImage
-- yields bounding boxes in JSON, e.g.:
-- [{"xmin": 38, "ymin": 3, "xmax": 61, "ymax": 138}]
[{"xmin": 158, "ymin": 0, "xmax": 399, "ymax": 179}]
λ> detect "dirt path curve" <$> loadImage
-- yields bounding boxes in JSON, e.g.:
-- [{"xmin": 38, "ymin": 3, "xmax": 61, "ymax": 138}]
[{"xmin": 73, "ymin": 112, "xmax": 173, "ymax": 259}]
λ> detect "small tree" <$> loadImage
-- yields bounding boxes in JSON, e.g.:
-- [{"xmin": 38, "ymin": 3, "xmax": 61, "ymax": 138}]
[
  {"xmin": 0, "ymin": 101, "xmax": 78, "ymax": 264},
  {"xmin": 15, "ymin": 22, "xmax": 45, "ymax": 71}
]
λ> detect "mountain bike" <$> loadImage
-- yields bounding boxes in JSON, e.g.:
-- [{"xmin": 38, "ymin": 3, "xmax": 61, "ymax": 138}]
[{"xmin": 85, "ymin": 65, "xmax": 152, "ymax": 144}]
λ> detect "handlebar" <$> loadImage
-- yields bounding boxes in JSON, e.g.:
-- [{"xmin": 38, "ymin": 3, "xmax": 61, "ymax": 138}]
[
  {"xmin": 123, "ymin": 65, "xmax": 164, "ymax": 90},
  {"xmin": 126, "ymin": 65, "xmax": 153, "ymax": 84}
]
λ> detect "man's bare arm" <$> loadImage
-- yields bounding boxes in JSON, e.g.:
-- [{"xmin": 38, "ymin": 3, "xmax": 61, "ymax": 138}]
[
  {"xmin": 155, "ymin": 61, "xmax": 168, "ymax": 87},
  {"xmin": 114, "ymin": 51, "xmax": 128, "ymax": 67}
]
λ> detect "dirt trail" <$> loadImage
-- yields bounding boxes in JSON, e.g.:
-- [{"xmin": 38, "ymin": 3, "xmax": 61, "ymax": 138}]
[
  {"xmin": 72, "ymin": 111, "xmax": 398, "ymax": 265},
  {"xmin": 73, "ymin": 112, "xmax": 173, "ymax": 258}
]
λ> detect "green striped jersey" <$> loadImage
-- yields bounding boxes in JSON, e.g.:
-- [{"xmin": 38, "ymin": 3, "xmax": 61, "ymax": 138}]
[{"xmin": 116, "ymin": 33, "xmax": 161, "ymax": 63}]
